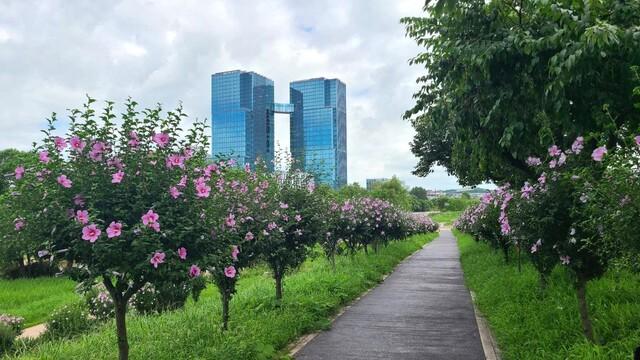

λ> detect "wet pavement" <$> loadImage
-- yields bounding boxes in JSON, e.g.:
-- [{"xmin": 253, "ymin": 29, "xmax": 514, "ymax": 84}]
[{"xmin": 295, "ymin": 230, "xmax": 485, "ymax": 360}]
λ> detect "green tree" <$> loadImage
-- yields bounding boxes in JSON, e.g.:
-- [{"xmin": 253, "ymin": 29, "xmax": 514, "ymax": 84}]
[
  {"xmin": 409, "ymin": 186, "xmax": 428, "ymax": 200},
  {"xmin": 371, "ymin": 177, "xmax": 412, "ymax": 210},
  {"xmin": 337, "ymin": 182, "xmax": 367, "ymax": 199},
  {"xmin": 401, "ymin": 0, "xmax": 640, "ymax": 186}
]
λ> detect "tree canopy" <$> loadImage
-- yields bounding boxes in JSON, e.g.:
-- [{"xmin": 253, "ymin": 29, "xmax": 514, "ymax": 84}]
[{"xmin": 402, "ymin": 0, "xmax": 640, "ymax": 185}]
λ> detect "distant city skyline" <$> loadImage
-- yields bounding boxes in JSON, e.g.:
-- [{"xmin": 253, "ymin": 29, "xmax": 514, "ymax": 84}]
[{"xmin": 0, "ymin": 0, "xmax": 492, "ymax": 190}]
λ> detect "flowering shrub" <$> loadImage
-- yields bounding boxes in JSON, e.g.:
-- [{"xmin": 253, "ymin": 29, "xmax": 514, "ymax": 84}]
[
  {"xmin": 84, "ymin": 284, "xmax": 115, "ymax": 321},
  {"xmin": 455, "ymin": 132, "xmax": 640, "ymax": 343},
  {"xmin": 44, "ymin": 302, "xmax": 93, "ymax": 340},
  {"xmin": 9, "ymin": 98, "xmax": 210, "ymax": 359},
  {"xmin": 326, "ymin": 196, "xmax": 438, "ymax": 262},
  {"xmin": 0, "ymin": 314, "xmax": 24, "ymax": 334}
]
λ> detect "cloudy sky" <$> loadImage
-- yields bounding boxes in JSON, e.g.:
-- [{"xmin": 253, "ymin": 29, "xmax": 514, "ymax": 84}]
[{"xmin": 0, "ymin": 0, "xmax": 470, "ymax": 190}]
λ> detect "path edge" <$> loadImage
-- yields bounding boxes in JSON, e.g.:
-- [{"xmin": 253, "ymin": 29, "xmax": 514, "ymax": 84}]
[
  {"xmin": 286, "ymin": 233, "xmax": 437, "ymax": 358},
  {"xmin": 470, "ymin": 291, "xmax": 502, "ymax": 360}
]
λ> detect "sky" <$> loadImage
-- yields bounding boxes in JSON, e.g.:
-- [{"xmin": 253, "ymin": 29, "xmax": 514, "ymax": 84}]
[{"xmin": 0, "ymin": 0, "xmax": 472, "ymax": 190}]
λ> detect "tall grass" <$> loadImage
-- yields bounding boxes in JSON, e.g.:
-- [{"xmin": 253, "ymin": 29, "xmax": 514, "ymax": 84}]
[
  {"xmin": 455, "ymin": 230, "xmax": 640, "ymax": 359},
  {"xmin": 0, "ymin": 278, "xmax": 77, "ymax": 327},
  {"xmin": 8, "ymin": 233, "xmax": 437, "ymax": 359}
]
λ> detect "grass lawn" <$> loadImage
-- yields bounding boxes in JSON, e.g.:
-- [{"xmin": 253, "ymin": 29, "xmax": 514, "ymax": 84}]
[
  {"xmin": 430, "ymin": 211, "xmax": 461, "ymax": 225},
  {"xmin": 0, "ymin": 277, "xmax": 77, "ymax": 327},
  {"xmin": 9, "ymin": 232, "xmax": 438, "ymax": 359},
  {"xmin": 455, "ymin": 230, "xmax": 640, "ymax": 360}
]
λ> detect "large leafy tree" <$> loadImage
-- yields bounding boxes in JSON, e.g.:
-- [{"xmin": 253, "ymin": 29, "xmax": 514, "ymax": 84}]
[{"xmin": 402, "ymin": 0, "xmax": 640, "ymax": 185}]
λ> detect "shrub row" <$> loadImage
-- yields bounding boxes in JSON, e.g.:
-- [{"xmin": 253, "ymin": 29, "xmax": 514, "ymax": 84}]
[
  {"xmin": 0, "ymin": 98, "xmax": 437, "ymax": 359},
  {"xmin": 455, "ymin": 133, "xmax": 640, "ymax": 344}
]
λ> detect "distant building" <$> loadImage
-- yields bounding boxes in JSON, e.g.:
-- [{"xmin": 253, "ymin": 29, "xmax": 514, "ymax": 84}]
[
  {"xmin": 290, "ymin": 78, "xmax": 347, "ymax": 188},
  {"xmin": 211, "ymin": 71, "xmax": 347, "ymax": 188},
  {"xmin": 211, "ymin": 70, "xmax": 275, "ymax": 168},
  {"xmin": 366, "ymin": 178, "xmax": 389, "ymax": 190}
]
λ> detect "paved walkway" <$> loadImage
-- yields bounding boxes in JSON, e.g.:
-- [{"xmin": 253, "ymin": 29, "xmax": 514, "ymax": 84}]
[{"xmin": 295, "ymin": 230, "xmax": 485, "ymax": 360}]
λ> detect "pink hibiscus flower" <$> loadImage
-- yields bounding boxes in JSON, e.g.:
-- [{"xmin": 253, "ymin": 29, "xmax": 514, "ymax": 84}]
[
  {"xmin": 231, "ymin": 245, "xmax": 240, "ymax": 261},
  {"xmin": 224, "ymin": 266, "xmax": 236, "ymax": 278},
  {"xmin": 525, "ymin": 156, "xmax": 541, "ymax": 167},
  {"xmin": 571, "ymin": 136, "xmax": 584, "ymax": 154},
  {"xmin": 195, "ymin": 182, "xmax": 211, "ymax": 198},
  {"xmin": 189, "ymin": 265, "xmax": 201, "ymax": 278},
  {"xmin": 76, "ymin": 210, "xmax": 89, "ymax": 224},
  {"xmin": 106, "ymin": 221, "xmax": 122, "ymax": 238},
  {"xmin": 54, "ymin": 136, "xmax": 67, "ymax": 151},
  {"xmin": 69, "ymin": 136, "xmax": 86, "ymax": 151},
  {"xmin": 166, "ymin": 154, "xmax": 185, "ymax": 169},
  {"xmin": 111, "ymin": 170, "xmax": 125, "ymax": 184},
  {"xmin": 82, "ymin": 224, "xmax": 101, "ymax": 243},
  {"xmin": 152, "ymin": 132, "xmax": 170, "ymax": 147},
  {"xmin": 635, "ymin": 135, "xmax": 640, "ymax": 147},
  {"xmin": 57, "ymin": 175, "xmax": 73, "ymax": 188},
  {"xmin": 39, "ymin": 151, "xmax": 50, "ymax": 164},
  {"xmin": 245, "ymin": 232, "xmax": 254, "ymax": 241},
  {"xmin": 14, "ymin": 219, "xmax": 25, "ymax": 231},
  {"xmin": 591, "ymin": 146, "xmax": 607, "ymax": 161},
  {"xmin": 294, "ymin": 214, "xmax": 302, "ymax": 222},
  {"xmin": 150, "ymin": 251, "xmax": 166, "ymax": 268},
  {"xmin": 14, "ymin": 166, "xmax": 25, "ymax": 180},
  {"xmin": 128, "ymin": 131, "xmax": 140, "ymax": 148},
  {"xmin": 169, "ymin": 186, "xmax": 182, "ymax": 199},
  {"xmin": 548, "ymin": 145, "xmax": 562, "ymax": 157},
  {"xmin": 141, "ymin": 209, "xmax": 159, "ymax": 226},
  {"xmin": 177, "ymin": 247, "xmax": 187, "ymax": 260},
  {"xmin": 225, "ymin": 214, "xmax": 236, "ymax": 228},
  {"xmin": 74, "ymin": 194, "xmax": 85, "ymax": 206}
]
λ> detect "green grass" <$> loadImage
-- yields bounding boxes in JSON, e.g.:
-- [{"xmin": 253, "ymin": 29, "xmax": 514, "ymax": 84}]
[
  {"xmin": 8, "ymin": 232, "xmax": 438, "ymax": 359},
  {"xmin": 430, "ymin": 211, "xmax": 461, "ymax": 225},
  {"xmin": 455, "ymin": 230, "xmax": 640, "ymax": 360},
  {"xmin": 0, "ymin": 277, "xmax": 77, "ymax": 327}
]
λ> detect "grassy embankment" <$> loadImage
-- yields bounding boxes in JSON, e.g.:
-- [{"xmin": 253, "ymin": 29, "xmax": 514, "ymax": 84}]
[
  {"xmin": 0, "ymin": 277, "xmax": 77, "ymax": 327},
  {"xmin": 455, "ymin": 230, "xmax": 640, "ymax": 360}
]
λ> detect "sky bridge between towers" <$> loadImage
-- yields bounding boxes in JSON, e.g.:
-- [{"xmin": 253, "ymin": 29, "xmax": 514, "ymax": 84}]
[{"xmin": 270, "ymin": 102, "xmax": 295, "ymax": 114}]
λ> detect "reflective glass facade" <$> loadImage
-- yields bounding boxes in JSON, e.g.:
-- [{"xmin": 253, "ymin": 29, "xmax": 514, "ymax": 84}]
[
  {"xmin": 211, "ymin": 71, "xmax": 346, "ymax": 188},
  {"xmin": 290, "ymin": 78, "xmax": 346, "ymax": 188},
  {"xmin": 211, "ymin": 70, "xmax": 274, "ymax": 168}
]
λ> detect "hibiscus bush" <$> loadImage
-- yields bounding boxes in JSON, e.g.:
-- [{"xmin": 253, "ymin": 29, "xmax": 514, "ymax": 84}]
[
  {"xmin": 455, "ymin": 133, "xmax": 640, "ymax": 343},
  {"xmin": 9, "ymin": 97, "xmax": 210, "ymax": 359}
]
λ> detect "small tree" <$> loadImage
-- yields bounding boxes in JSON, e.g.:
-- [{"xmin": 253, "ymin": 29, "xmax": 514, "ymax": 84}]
[
  {"xmin": 254, "ymin": 166, "xmax": 321, "ymax": 302},
  {"xmin": 11, "ymin": 97, "xmax": 210, "ymax": 360}
]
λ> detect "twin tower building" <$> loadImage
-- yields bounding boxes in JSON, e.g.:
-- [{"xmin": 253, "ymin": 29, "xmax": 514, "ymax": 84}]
[{"xmin": 211, "ymin": 70, "xmax": 347, "ymax": 188}]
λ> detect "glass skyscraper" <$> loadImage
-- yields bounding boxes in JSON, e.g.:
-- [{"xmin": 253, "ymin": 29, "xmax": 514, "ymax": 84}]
[
  {"xmin": 211, "ymin": 70, "xmax": 274, "ymax": 167},
  {"xmin": 211, "ymin": 71, "xmax": 346, "ymax": 188},
  {"xmin": 290, "ymin": 78, "xmax": 346, "ymax": 188}
]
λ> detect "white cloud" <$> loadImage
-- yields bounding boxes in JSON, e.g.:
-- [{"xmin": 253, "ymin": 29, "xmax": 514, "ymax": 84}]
[{"xmin": 0, "ymin": 0, "xmax": 469, "ymax": 190}]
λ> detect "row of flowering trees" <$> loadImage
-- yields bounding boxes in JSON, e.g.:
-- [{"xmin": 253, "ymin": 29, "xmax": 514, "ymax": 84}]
[
  {"xmin": 1, "ymin": 98, "xmax": 437, "ymax": 360},
  {"xmin": 455, "ymin": 133, "xmax": 640, "ymax": 343}
]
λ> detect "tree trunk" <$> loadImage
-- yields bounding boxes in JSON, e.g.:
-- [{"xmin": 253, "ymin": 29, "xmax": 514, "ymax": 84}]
[
  {"xmin": 275, "ymin": 272, "xmax": 283, "ymax": 301},
  {"xmin": 502, "ymin": 243, "xmax": 509, "ymax": 263},
  {"xmin": 221, "ymin": 290, "xmax": 230, "ymax": 331},
  {"xmin": 576, "ymin": 276, "xmax": 595, "ymax": 342},
  {"xmin": 363, "ymin": 244, "xmax": 368, "ymax": 255},
  {"xmin": 114, "ymin": 299, "xmax": 129, "ymax": 360},
  {"xmin": 329, "ymin": 253, "xmax": 336, "ymax": 271}
]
